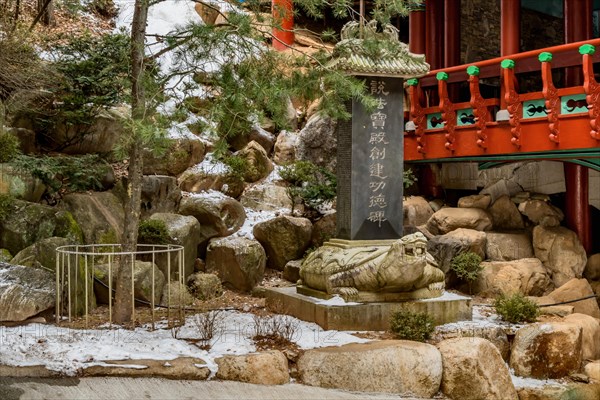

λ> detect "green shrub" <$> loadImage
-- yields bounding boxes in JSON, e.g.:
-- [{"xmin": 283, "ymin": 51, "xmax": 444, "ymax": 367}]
[
  {"xmin": 280, "ymin": 160, "xmax": 337, "ymax": 213},
  {"xmin": 138, "ymin": 219, "xmax": 170, "ymax": 245},
  {"xmin": 403, "ymin": 168, "xmax": 417, "ymax": 189},
  {"xmin": 450, "ymin": 251, "xmax": 483, "ymax": 293},
  {"xmin": 493, "ymin": 293, "xmax": 539, "ymax": 324},
  {"xmin": 389, "ymin": 310, "xmax": 435, "ymax": 342},
  {"xmin": 11, "ymin": 154, "xmax": 107, "ymax": 194}
]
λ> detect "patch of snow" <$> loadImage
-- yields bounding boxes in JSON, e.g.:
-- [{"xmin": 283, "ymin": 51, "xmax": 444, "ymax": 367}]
[
  {"xmin": 233, "ymin": 208, "xmax": 285, "ymax": 240},
  {"xmin": 187, "ymin": 153, "xmax": 230, "ymax": 175},
  {"xmin": 315, "ymin": 295, "xmax": 361, "ymax": 306},
  {"xmin": 0, "ymin": 311, "xmax": 368, "ymax": 376},
  {"xmin": 419, "ymin": 291, "xmax": 471, "ymax": 302},
  {"xmin": 510, "ymin": 369, "xmax": 566, "ymax": 389},
  {"xmin": 263, "ymin": 165, "xmax": 284, "ymax": 183}
]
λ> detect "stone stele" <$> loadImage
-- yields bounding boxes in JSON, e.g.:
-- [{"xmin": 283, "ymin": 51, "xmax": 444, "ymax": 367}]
[{"xmin": 298, "ymin": 232, "xmax": 445, "ymax": 302}]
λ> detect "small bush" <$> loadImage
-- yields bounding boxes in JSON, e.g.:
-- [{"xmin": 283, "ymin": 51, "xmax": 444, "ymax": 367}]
[
  {"xmin": 493, "ymin": 293, "xmax": 539, "ymax": 324},
  {"xmin": 389, "ymin": 310, "xmax": 435, "ymax": 342},
  {"xmin": 138, "ymin": 219, "xmax": 170, "ymax": 245},
  {"xmin": 194, "ymin": 310, "xmax": 224, "ymax": 350},
  {"xmin": 280, "ymin": 160, "xmax": 336, "ymax": 213},
  {"xmin": 450, "ymin": 251, "xmax": 483, "ymax": 293}
]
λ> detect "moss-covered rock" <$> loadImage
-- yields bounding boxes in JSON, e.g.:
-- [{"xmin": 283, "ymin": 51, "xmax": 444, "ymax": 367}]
[
  {"xmin": 61, "ymin": 192, "xmax": 124, "ymax": 244},
  {"xmin": 0, "ymin": 248, "xmax": 12, "ymax": 263},
  {"xmin": 0, "ymin": 200, "xmax": 83, "ymax": 255}
]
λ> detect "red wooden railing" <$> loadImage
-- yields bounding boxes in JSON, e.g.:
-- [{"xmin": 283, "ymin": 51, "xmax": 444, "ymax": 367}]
[{"xmin": 404, "ymin": 39, "xmax": 600, "ymax": 161}]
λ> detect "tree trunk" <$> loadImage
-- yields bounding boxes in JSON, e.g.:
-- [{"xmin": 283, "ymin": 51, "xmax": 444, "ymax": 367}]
[
  {"xmin": 36, "ymin": 0, "xmax": 55, "ymax": 26},
  {"xmin": 113, "ymin": 0, "xmax": 149, "ymax": 324}
]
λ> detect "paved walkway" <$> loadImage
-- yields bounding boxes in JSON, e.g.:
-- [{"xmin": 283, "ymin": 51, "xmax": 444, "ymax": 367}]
[{"xmin": 0, "ymin": 377, "xmax": 438, "ymax": 400}]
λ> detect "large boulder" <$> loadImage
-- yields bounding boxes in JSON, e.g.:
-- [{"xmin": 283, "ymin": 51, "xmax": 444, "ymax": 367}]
[
  {"xmin": 584, "ymin": 253, "xmax": 600, "ymax": 281},
  {"xmin": 143, "ymin": 136, "xmax": 205, "ymax": 176},
  {"xmin": 485, "ymin": 232, "xmax": 534, "ymax": 261},
  {"xmin": 533, "ymin": 226, "xmax": 587, "ymax": 287},
  {"xmin": 177, "ymin": 159, "xmax": 244, "ymax": 198},
  {"xmin": 547, "ymin": 278, "xmax": 600, "ymax": 318},
  {"xmin": 235, "ymin": 141, "xmax": 273, "ymax": 183},
  {"xmin": 434, "ymin": 323, "xmax": 510, "ymax": 361},
  {"xmin": 215, "ymin": 351, "xmax": 289, "ymax": 385},
  {"xmin": 205, "ymin": 236, "xmax": 266, "ymax": 292},
  {"xmin": 140, "ymin": 176, "xmax": 182, "ymax": 218},
  {"xmin": 296, "ymin": 114, "xmax": 337, "ymax": 172},
  {"xmin": 94, "ymin": 260, "xmax": 165, "ymax": 305},
  {"xmin": 518, "ymin": 199, "xmax": 564, "ymax": 227},
  {"xmin": 178, "ymin": 192, "xmax": 246, "ymax": 252},
  {"xmin": 240, "ymin": 184, "xmax": 292, "ymax": 211},
  {"xmin": 10, "ymin": 237, "xmax": 71, "ymax": 272},
  {"xmin": 0, "ymin": 200, "xmax": 83, "ymax": 255},
  {"xmin": 403, "ymin": 196, "xmax": 434, "ymax": 227},
  {"xmin": 488, "ymin": 195, "xmax": 524, "ymax": 230},
  {"xmin": 0, "ymin": 163, "xmax": 45, "ymax": 202},
  {"xmin": 253, "ymin": 216, "xmax": 312, "ymax": 270},
  {"xmin": 585, "ymin": 361, "xmax": 600, "ymax": 382},
  {"xmin": 297, "ymin": 341, "xmax": 442, "ymax": 398},
  {"xmin": 564, "ymin": 313, "xmax": 600, "ymax": 360},
  {"xmin": 472, "ymin": 258, "xmax": 553, "ymax": 297},
  {"xmin": 148, "ymin": 213, "xmax": 201, "ymax": 279},
  {"xmin": 273, "ymin": 130, "xmax": 298, "ymax": 165},
  {"xmin": 0, "ymin": 262, "xmax": 55, "ymax": 322},
  {"xmin": 61, "ymin": 192, "xmax": 123, "ymax": 245},
  {"xmin": 510, "ymin": 322, "xmax": 583, "ymax": 378},
  {"xmin": 437, "ymin": 337, "xmax": 517, "ymax": 400},
  {"xmin": 457, "ymin": 194, "xmax": 491, "ymax": 209},
  {"xmin": 426, "ymin": 207, "xmax": 492, "ymax": 235}
]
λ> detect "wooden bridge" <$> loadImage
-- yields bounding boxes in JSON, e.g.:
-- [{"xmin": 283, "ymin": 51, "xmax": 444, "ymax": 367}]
[{"xmin": 403, "ymin": 39, "xmax": 600, "ymax": 171}]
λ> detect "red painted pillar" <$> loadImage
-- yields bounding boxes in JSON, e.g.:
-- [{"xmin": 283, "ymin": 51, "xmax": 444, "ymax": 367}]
[
  {"xmin": 409, "ymin": 4, "xmax": 426, "ymax": 54},
  {"xmin": 444, "ymin": 0, "xmax": 460, "ymax": 68},
  {"xmin": 425, "ymin": 0, "xmax": 444, "ymax": 70},
  {"xmin": 272, "ymin": 0, "xmax": 294, "ymax": 51},
  {"xmin": 564, "ymin": 0, "xmax": 592, "ymax": 253},
  {"xmin": 500, "ymin": 0, "xmax": 520, "ymax": 109}
]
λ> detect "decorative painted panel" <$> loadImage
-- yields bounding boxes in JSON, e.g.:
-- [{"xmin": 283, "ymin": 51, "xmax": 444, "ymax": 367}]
[
  {"xmin": 456, "ymin": 108, "xmax": 476, "ymax": 126},
  {"xmin": 427, "ymin": 112, "xmax": 443, "ymax": 129},
  {"xmin": 560, "ymin": 94, "xmax": 588, "ymax": 114},
  {"xmin": 523, "ymin": 99, "xmax": 547, "ymax": 119}
]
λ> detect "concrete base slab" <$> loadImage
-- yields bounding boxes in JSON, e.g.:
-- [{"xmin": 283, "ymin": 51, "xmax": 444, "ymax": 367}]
[{"xmin": 264, "ymin": 287, "xmax": 472, "ymax": 331}]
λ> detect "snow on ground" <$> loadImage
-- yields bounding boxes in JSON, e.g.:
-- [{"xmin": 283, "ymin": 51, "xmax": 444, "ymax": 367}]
[
  {"xmin": 510, "ymin": 370, "xmax": 566, "ymax": 389},
  {"xmin": 0, "ymin": 310, "xmax": 368, "ymax": 376}
]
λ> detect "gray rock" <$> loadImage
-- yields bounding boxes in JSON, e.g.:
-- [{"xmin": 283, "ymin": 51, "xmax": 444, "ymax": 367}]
[
  {"xmin": 547, "ymin": 278, "xmax": 600, "ymax": 318},
  {"xmin": 273, "ymin": 130, "xmax": 298, "ymax": 165},
  {"xmin": 584, "ymin": 253, "xmax": 600, "ymax": 281},
  {"xmin": 179, "ymin": 192, "xmax": 246, "ymax": 253},
  {"xmin": 94, "ymin": 260, "xmax": 165, "ymax": 305},
  {"xmin": 472, "ymin": 258, "xmax": 553, "ymax": 297},
  {"xmin": 404, "ymin": 196, "xmax": 434, "ymax": 227},
  {"xmin": 437, "ymin": 337, "xmax": 517, "ymax": 400},
  {"xmin": 216, "ymin": 351, "xmax": 289, "ymax": 385},
  {"xmin": 177, "ymin": 164, "xmax": 244, "ymax": 199},
  {"xmin": 1, "ymin": 199, "xmax": 83, "ymax": 256},
  {"xmin": 236, "ymin": 141, "xmax": 273, "ymax": 183},
  {"xmin": 253, "ymin": 216, "xmax": 312, "ymax": 270},
  {"xmin": 297, "ymin": 341, "xmax": 442, "ymax": 398},
  {"xmin": 0, "ymin": 262, "xmax": 55, "ymax": 322},
  {"xmin": 61, "ymin": 192, "xmax": 123, "ymax": 245},
  {"xmin": 488, "ymin": 195, "xmax": 524, "ymax": 230},
  {"xmin": 140, "ymin": 176, "xmax": 182, "ymax": 219},
  {"xmin": 485, "ymin": 232, "xmax": 533, "ymax": 261},
  {"xmin": 148, "ymin": 213, "xmax": 201, "ymax": 279},
  {"xmin": 519, "ymin": 199, "xmax": 564, "ymax": 227},
  {"xmin": 206, "ymin": 236, "xmax": 266, "ymax": 292},
  {"xmin": 283, "ymin": 259, "xmax": 302, "ymax": 283},
  {"xmin": 533, "ymin": 226, "xmax": 587, "ymax": 287},
  {"xmin": 0, "ymin": 163, "xmax": 45, "ymax": 202},
  {"xmin": 296, "ymin": 114, "xmax": 337, "ymax": 172},
  {"xmin": 511, "ymin": 322, "xmax": 583, "ymax": 379},
  {"xmin": 143, "ymin": 137, "xmax": 205, "ymax": 176},
  {"xmin": 240, "ymin": 184, "xmax": 293, "ymax": 211},
  {"xmin": 228, "ymin": 125, "xmax": 276, "ymax": 154},
  {"xmin": 187, "ymin": 272, "xmax": 223, "ymax": 300},
  {"xmin": 426, "ymin": 207, "xmax": 493, "ymax": 235},
  {"xmin": 457, "ymin": 194, "xmax": 491, "ymax": 209}
]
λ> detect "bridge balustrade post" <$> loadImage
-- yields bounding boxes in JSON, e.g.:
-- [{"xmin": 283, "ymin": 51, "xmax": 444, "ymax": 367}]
[
  {"xmin": 580, "ymin": 44, "xmax": 600, "ymax": 141},
  {"xmin": 501, "ymin": 59, "xmax": 522, "ymax": 148},
  {"xmin": 407, "ymin": 78, "xmax": 427, "ymax": 154},
  {"xmin": 467, "ymin": 65, "xmax": 488, "ymax": 149},
  {"xmin": 539, "ymin": 52, "xmax": 560, "ymax": 143},
  {"xmin": 437, "ymin": 72, "xmax": 456, "ymax": 152}
]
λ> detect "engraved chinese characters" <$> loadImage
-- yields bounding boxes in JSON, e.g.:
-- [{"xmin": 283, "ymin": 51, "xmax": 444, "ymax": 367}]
[{"xmin": 336, "ymin": 77, "xmax": 404, "ymax": 240}]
